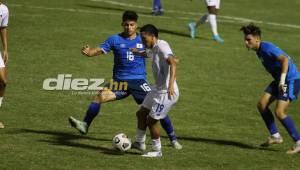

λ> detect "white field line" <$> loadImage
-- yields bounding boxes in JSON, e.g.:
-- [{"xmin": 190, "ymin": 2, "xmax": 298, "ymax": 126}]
[
  {"xmin": 9, "ymin": 1, "xmax": 300, "ymax": 29},
  {"xmin": 91, "ymin": 0, "xmax": 300, "ymax": 29}
]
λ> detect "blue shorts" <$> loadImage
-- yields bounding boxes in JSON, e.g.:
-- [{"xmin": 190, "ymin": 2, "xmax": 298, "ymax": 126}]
[
  {"xmin": 265, "ymin": 79, "xmax": 300, "ymax": 101},
  {"xmin": 103, "ymin": 79, "xmax": 151, "ymax": 104}
]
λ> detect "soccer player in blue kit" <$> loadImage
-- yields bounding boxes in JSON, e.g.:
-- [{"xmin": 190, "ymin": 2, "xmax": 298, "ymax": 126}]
[
  {"xmin": 241, "ymin": 23, "xmax": 300, "ymax": 154},
  {"xmin": 151, "ymin": 0, "xmax": 164, "ymax": 16},
  {"xmin": 68, "ymin": 10, "xmax": 182, "ymax": 149}
]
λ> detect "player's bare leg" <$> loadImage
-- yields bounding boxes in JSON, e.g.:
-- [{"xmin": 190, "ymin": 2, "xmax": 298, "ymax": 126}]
[
  {"xmin": 132, "ymin": 107, "xmax": 149, "ymax": 151},
  {"xmin": 69, "ymin": 89, "xmax": 117, "ymax": 134},
  {"xmin": 206, "ymin": 6, "xmax": 224, "ymax": 43},
  {"xmin": 0, "ymin": 67, "xmax": 7, "ymax": 107},
  {"xmin": 257, "ymin": 93, "xmax": 283, "ymax": 147},
  {"xmin": 275, "ymin": 100, "xmax": 300, "ymax": 154},
  {"xmin": 142, "ymin": 117, "xmax": 162, "ymax": 157}
]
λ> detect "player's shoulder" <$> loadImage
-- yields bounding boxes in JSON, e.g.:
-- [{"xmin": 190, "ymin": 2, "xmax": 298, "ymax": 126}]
[
  {"xmin": 157, "ymin": 39, "xmax": 170, "ymax": 49},
  {"xmin": 107, "ymin": 33, "xmax": 121, "ymax": 40},
  {"xmin": 260, "ymin": 41, "xmax": 279, "ymax": 51}
]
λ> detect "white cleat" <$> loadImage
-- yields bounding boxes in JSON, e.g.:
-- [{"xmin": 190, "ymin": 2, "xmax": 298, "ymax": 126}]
[
  {"xmin": 0, "ymin": 122, "xmax": 4, "ymax": 129},
  {"xmin": 260, "ymin": 136, "xmax": 283, "ymax": 147},
  {"xmin": 68, "ymin": 116, "xmax": 88, "ymax": 134},
  {"xmin": 131, "ymin": 141, "xmax": 146, "ymax": 151},
  {"xmin": 171, "ymin": 140, "xmax": 183, "ymax": 150},
  {"xmin": 286, "ymin": 143, "xmax": 300, "ymax": 154},
  {"xmin": 142, "ymin": 150, "xmax": 162, "ymax": 157}
]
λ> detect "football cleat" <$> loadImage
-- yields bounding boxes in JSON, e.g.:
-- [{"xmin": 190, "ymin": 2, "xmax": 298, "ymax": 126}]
[
  {"xmin": 151, "ymin": 10, "xmax": 164, "ymax": 16},
  {"xmin": 260, "ymin": 136, "xmax": 283, "ymax": 147},
  {"xmin": 131, "ymin": 141, "xmax": 146, "ymax": 151},
  {"xmin": 188, "ymin": 22, "xmax": 196, "ymax": 39},
  {"xmin": 0, "ymin": 122, "xmax": 4, "ymax": 129},
  {"xmin": 68, "ymin": 116, "xmax": 88, "ymax": 134},
  {"xmin": 171, "ymin": 140, "xmax": 183, "ymax": 150},
  {"xmin": 142, "ymin": 150, "xmax": 162, "ymax": 157},
  {"xmin": 212, "ymin": 35, "xmax": 224, "ymax": 43},
  {"xmin": 286, "ymin": 143, "xmax": 300, "ymax": 154}
]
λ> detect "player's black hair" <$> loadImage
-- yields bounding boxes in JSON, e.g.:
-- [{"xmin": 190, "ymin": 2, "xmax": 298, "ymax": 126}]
[
  {"xmin": 122, "ymin": 10, "xmax": 138, "ymax": 22},
  {"xmin": 240, "ymin": 23, "xmax": 261, "ymax": 37},
  {"xmin": 140, "ymin": 24, "xmax": 159, "ymax": 38}
]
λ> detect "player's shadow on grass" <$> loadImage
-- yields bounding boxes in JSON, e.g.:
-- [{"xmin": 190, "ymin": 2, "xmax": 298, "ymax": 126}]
[
  {"xmin": 14, "ymin": 129, "xmax": 140, "ymax": 156},
  {"xmin": 171, "ymin": 136, "xmax": 279, "ymax": 152}
]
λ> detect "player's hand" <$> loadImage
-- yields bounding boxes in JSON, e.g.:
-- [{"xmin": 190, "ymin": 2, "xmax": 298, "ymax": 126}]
[
  {"xmin": 129, "ymin": 48, "xmax": 138, "ymax": 53},
  {"xmin": 278, "ymin": 84, "xmax": 287, "ymax": 95},
  {"xmin": 167, "ymin": 85, "xmax": 175, "ymax": 100},
  {"xmin": 81, "ymin": 45, "xmax": 90, "ymax": 56},
  {"xmin": 2, "ymin": 50, "xmax": 8, "ymax": 64},
  {"xmin": 130, "ymin": 48, "xmax": 140, "ymax": 56}
]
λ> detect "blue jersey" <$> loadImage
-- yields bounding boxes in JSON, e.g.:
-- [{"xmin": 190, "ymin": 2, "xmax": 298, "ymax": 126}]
[
  {"xmin": 99, "ymin": 33, "xmax": 146, "ymax": 80},
  {"xmin": 256, "ymin": 41, "xmax": 300, "ymax": 82}
]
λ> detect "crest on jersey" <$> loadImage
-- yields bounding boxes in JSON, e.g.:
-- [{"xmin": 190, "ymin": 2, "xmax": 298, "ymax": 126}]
[{"xmin": 136, "ymin": 43, "xmax": 143, "ymax": 49}]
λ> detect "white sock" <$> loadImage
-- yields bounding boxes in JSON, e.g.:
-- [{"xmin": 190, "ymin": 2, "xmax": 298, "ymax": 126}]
[
  {"xmin": 200, "ymin": 13, "xmax": 208, "ymax": 24},
  {"xmin": 152, "ymin": 138, "xmax": 161, "ymax": 151},
  {"xmin": 135, "ymin": 128, "xmax": 146, "ymax": 143},
  {"xmin": 208, "ymin": 14, "xmax": 218, "ymax": 36},
  {"xmin": 296, "ymin": 140, "xmax": 300, "ymax": 145},
  {"xmin": 0, "ymin": 97, "xmax": 3, "ymax": 107},
  {"xmin": 272, "ymin": 132, "xmax": 281, "ymax": 138}
]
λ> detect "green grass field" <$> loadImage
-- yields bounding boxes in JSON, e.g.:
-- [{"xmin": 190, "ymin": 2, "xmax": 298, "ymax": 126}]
[{"xmin": 1, "ymin": 0, "xmax": 300, "ymax": 169}]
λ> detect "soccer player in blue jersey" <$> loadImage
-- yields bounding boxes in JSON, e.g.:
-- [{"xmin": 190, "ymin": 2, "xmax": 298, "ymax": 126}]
[
  {"xmin": 240, "ymin": 23, "xmax": 300, "ymax": 154},
  {"xmin": 151, "ymin": 0, "xmax": 164, "ymax": 16},
  {"xmin": 68, "ymin": 10, "xmax": 182, "ymax": 149}
]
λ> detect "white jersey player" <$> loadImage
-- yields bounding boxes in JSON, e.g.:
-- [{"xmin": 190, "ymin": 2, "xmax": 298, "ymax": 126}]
[
  {"xmin": 131, "ymin": 24, "xmax": 180, "ymax": 157},
  {"xmin": 0, "ymin": 2, "xmax": 9, "ymax": 129},
  {"xmin": 188, "ymin": 0, "xmax": 224, "ymax": 43}
]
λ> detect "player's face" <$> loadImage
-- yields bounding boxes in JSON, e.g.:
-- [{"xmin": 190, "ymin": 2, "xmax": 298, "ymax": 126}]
[
  {"xmin": 244, "ymin": 34, "xmax": 260, "ymax": 51},
  {"xmin": 122, "ymin": 20, "xmax": 137, "ymax": 36},
  {"xmin": 141, "ymin": 32, "xmax": 155, "ymax": 48}
]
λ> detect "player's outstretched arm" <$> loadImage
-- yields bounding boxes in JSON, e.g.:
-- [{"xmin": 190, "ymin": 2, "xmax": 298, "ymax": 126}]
[
  {"xmin": 130, "ymin": 48, "xmax": 147, "ymax": 57},
  {"xmin": 81, "ymin": 45, "xmax": 104, "ymax": 57},
  {"xmin": 167, "ymin": 56, "xmax": 178, "ymax": 98}
]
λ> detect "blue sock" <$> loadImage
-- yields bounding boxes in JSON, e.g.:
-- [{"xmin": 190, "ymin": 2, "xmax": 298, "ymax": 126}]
[
  {"xmin": 280, "ymin": 116, "xmax": 300, "ymax": 142},
  {"xmin": 261, "ymin": 109, "xmax": 278, "ymax": 135},
  {"xmin": 153, "ymin": 0, "xmax": 162, "ymax": 11},
  {"xmin": 83, "ymin": 102, "xmax": 101, "ymax": 126},
  {"xmin": 160, "ymin": 115, "xmax": 177, "ymax": 142}
]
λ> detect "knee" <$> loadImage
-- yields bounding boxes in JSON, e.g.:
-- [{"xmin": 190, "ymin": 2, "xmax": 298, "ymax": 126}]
[
  {"xmin": 92, "ymin": 94, "xmax": 104, "ymax": 104},
  {"xmin": 207, "ymin": 7, "xmax": 217, "ymax": 14},
  {"xmin": 275, "ymin": 108, "xmax": 286, "ymax": 120},
  {"xmin": 257, "ymin": 101, "xmax": 266, "ymax": 113}
]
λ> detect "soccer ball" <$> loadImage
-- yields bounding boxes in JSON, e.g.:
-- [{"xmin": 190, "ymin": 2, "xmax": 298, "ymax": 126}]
[{"xmin": 112, "ymin": 133, "xmax": 131, "ymax": 152}]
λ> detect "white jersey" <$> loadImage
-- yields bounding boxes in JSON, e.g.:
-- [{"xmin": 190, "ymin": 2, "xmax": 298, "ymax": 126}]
[
  {"xmin": 143, "ymin": 39, "xmax": 179, "ymax": 120},
  {"xmin": 0, "ymin": 3, "xmax": 8, "ymax": 68},
  {"xmin": 145, "ymin": 39, "xmax": 178, "ymax": 93},
  {"xmin": 0, "ymin": 3, "xmax": 9, "ymax": 27}
]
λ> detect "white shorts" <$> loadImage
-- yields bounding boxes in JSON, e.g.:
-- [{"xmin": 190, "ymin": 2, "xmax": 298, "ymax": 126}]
[
  {"xmin": 0, "ymin": 53, "xmax": 5, "ymax": 68},
  {"xmin": 142, "ymin": 90, "xmax": 179, "ymax": 120},
  {"xmin": 204, "ymin": 0, "xmax": 221, "ymax": 9}
]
